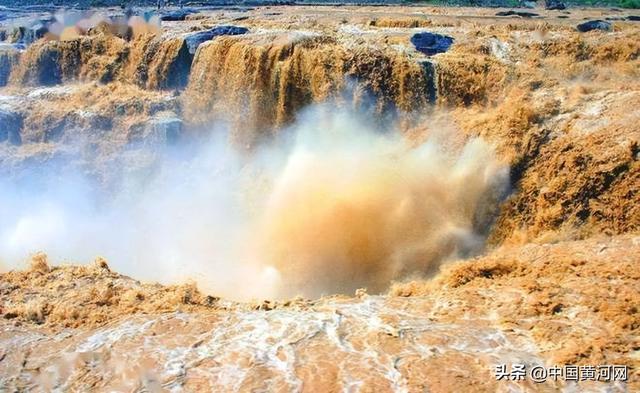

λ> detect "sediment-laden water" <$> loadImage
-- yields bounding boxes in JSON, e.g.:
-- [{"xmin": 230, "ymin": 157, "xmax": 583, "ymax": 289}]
[{"xmin": 0, "ymin": 4, "xmax": 639, "ymax": 392}]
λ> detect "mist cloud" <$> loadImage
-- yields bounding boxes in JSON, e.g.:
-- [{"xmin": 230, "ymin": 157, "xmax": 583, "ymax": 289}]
[{"xmin": 0, "ymin": 105, "xmax": 508, "ymax": 300}]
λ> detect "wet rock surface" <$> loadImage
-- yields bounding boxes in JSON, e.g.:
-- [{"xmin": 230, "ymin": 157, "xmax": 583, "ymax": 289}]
[
  {"xmin": 410, "ymin": 32, "xmax": 454, "ymax": 56},
  {"xmin": 545, "ymin": 0, "xmax": 566, "ymax": 10},
  {"xmin": 160, "ymin": 9, "xmax": 196, "ymax": 21},
  {"xmin": 577, "ymin": 19, "xmax": 612, "ymax": 32},
  {"xmin": 0, "ymin": 109, "xmax": 22, "ymax": 145},
  {"xmin": 495, "ymin": 10, "xmax": 539, "ymax": 18},
  {"xmin": 0, "ymin": 45, "xmax": 19, "ymax": 86},
  {"xmin": 184, "ymin": 25, "xmax": 249, "ymax": 55}
]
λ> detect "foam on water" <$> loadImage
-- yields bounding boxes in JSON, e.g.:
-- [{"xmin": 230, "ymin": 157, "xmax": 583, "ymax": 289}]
[{"xmin": 0, "ymin": 296, "xmax": 558, "ymax": 392}]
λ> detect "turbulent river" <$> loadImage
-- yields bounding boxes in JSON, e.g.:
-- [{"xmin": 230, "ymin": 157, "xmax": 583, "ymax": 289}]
[{"xmin": 1, "ymin": 3, "xmax": 639, "ymax": 392}]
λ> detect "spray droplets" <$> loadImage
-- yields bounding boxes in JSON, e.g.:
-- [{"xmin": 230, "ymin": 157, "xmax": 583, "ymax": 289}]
[{"xmin": 0, "ymin": 107, "xmax": 508, "ymax": 300}]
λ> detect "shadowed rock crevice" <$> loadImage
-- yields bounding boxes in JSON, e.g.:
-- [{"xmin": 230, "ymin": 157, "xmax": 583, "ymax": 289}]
[
  {"xmin": 0, "ymin": 45, "xmax": 20, "ymax": 86},
  {"xmin": 0, "ymin": 109, "xmax": 23, "ymax": 145}
]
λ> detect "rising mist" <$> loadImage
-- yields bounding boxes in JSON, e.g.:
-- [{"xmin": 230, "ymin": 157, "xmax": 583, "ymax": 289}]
[{"xmin": 0, "ymin": 105, "xmax": 508, "ymax": 300}]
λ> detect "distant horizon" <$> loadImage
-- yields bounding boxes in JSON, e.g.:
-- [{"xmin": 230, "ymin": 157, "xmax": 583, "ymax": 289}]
[{"xmin": 1, "ymin": 0, "xmax": 639, "ymax": 9}]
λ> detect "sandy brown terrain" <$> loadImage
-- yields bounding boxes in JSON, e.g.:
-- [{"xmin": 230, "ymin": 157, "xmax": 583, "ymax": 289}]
[{"xmin": 0, "ymin": 4, "xmax": 638, "ymax": 392}]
